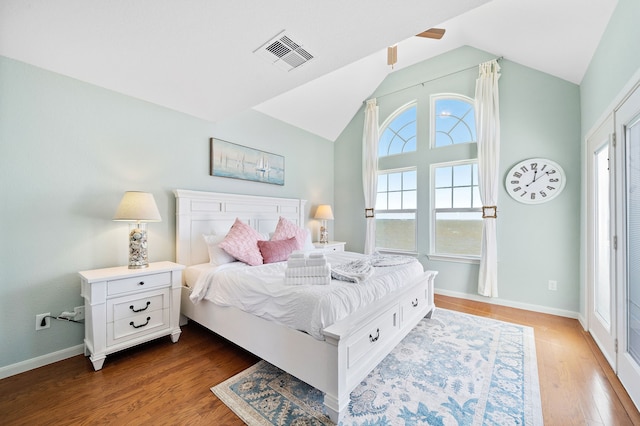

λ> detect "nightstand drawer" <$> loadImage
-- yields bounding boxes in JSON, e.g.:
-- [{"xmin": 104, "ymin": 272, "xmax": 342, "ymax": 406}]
[
  {"xmin": 107, "ymin": 272, "xmax": 171, "ymax": 296},
  {"xmin": 107, "ymin": 289, "xmax": 169, "ymax": 322},
  {"xmin": 108, "ymin": 309, "xmax": 170, "ymax": 346}
]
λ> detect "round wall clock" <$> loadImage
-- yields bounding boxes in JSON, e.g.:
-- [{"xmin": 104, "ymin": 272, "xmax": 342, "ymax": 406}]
[{"xmin": 504, "ymin": 158, "xmax": 566, "ymax": 204}]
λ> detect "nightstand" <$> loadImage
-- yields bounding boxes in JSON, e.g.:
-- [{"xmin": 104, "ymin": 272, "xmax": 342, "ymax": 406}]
[
  {"xmin": 79, "ymin": 261, "xmax": 185, "ymax": 371},
  {"xmin": 313, "ymin": 241, "xmax": 346, "ymax": 252}
]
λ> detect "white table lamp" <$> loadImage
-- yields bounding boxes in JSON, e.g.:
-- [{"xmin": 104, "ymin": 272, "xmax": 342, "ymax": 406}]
[
  {"xmin": 314, "ymin": 204, "xmax": 334, "ymax": 244},
  {"xmin": 113, "ymin": 191, "xmax": 162, "ymax": 268}
]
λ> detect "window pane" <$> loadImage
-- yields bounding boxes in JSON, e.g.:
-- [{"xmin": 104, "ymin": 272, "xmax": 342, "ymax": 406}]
[
  {"xmin": 453, "ymin": 187, "xmax": 472, "ymax": 208},
  {"xmin": 404, "ymin": 170, "xmax": 417, "ymax": 190},
  {"xmin": 388, "ymin": 191, "xmax": 402, "ymax": 209},
  {"xmin": 434, "ymin": 211, "xmax": 482, "ymax": 256},
  {"xmin": 379, "ymin": 106, "xmax": 417, "ymax": 157},
  {"xmin": 375, "ymin": 193, "xmax": 387, "ymax": 210},
  {"xmin": 453, "ymin": 164, "xmax": 472, "ymax": 187},
  {"xmin": 377, "ymin": 174, "xmax": 387, "ymax": 192},
  {"xmin": 433, "ymin": 97, "xmax": 476, "ymax": 147},
  {"xmin": 435, "ymin": 167, "xmax": 452, "ymax": 188},
  {"xmin": 435, "ymin": 188, "xmax": 451, "ymax": 208},
  {"xmin": 388, "ymin": 173, "xmax": 402, "ymax": 191},
  {"xmin": 376, "ymin": 212, "xmax": 416, "ymax": 251},
  {"xmin": 403, "ymin": 190, "xmax": 417, "ymax": 209}
]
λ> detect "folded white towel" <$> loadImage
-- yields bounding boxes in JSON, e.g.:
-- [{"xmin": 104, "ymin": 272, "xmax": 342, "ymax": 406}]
[
  {"xmin": 305, "ymin": 257, "xmax": 327, "ymax": 267},
  {"xmin": 285, "ymin": 265, "xmax": 331, "ymax": 278},
  {"xmin": 289, "ymin": 252, "xmax": 306, "ymax": 259},
  {"xmin": 284, "ymin": 276, "xmax": 331, "ymax": 286},
  {"xmin": 308, "ymin": 252, "xmax": 325, "ymax": 259},
  {"xmin": 287, "ymin": 258, "xmax": 307, "ymax": 268}
]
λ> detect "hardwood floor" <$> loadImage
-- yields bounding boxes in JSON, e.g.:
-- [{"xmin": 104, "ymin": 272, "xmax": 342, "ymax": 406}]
[{"xmin": 1, "ymin": 294, "xmax": 638, "ymax": 425}]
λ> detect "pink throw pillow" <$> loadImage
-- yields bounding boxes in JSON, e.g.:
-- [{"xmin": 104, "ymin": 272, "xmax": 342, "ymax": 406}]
[
  {"xmin": 218, "ymin": 218, "xmax": 265, "ymax": 266},
  {"xmin": 258, "ymin": 237, "xmax": 298, "ymax": 264},
  {"xmin": 271, "ymin": 216, "xmax": 306, "ymax": 250}
]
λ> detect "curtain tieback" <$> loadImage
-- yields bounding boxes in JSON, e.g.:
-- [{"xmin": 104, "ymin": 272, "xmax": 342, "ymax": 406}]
[
  {"xmin": 482, "ymin": 206, "xmax": 497, "ymax": 218},
  {"xmin": 365, "ymin": 208, "xmax": 375, "ymax": 218}
]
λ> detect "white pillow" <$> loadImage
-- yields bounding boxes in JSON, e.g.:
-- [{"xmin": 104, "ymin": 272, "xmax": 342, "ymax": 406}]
[{"xmin": 202, "ymin": 234, "xmax": 236, "ymax": 266}]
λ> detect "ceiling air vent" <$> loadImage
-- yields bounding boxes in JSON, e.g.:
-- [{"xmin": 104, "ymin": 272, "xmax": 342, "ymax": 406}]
[{"xmin": 254, "ymin": 31, "xmax": 314, "ymax": 71}]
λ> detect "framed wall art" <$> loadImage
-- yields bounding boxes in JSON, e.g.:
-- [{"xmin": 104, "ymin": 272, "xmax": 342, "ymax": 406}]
[{"xmin": 209, "ymin": 138, "xmax": 285, "ymax": 186}]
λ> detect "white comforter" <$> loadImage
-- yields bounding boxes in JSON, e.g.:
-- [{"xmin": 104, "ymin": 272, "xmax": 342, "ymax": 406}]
[{"xmin": 187, "ymin": 251, "xmax": 423, "ymax": 340}]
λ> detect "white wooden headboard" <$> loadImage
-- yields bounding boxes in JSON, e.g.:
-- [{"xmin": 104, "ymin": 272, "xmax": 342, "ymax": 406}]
[{"xmin": 174, "ymin": 189, "xmax": 307, "ymax": 266}]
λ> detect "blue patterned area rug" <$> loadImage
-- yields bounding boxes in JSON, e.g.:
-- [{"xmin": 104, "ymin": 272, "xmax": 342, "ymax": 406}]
[{"xmin": 211, "ymin": 308, "xmax": 543, "ymax": 425}]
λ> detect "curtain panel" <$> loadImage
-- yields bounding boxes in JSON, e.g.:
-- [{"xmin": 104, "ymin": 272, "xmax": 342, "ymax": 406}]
[
  {"xmin": 475, "ymin": 60, "xmax": 501, "ymax": 297},
  {"xmin": 362, "ymin": 99, "xmax": 379, "ymax": 255}
]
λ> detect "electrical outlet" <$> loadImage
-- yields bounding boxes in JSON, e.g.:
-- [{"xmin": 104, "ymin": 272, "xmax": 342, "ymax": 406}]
[
  {"xmin": 36, "ymin": 313, "xmax": 51, "ymax": 330},
  {"xmin": 548, "ymin": 280, "xmax": 557, "ymax": 291},
  {"xmin": 74, "ymin": 306, "xmax": 85, "ymax": 321}
]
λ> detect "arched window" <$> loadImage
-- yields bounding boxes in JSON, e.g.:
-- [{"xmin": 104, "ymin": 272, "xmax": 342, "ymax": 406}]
[
  {"xmin": 432, "ymin": 95, "xmax": 476, "ymax": 147},
  {"xmin": 378, "ymin": 104, "xmax": 417, "ymax": 157}
]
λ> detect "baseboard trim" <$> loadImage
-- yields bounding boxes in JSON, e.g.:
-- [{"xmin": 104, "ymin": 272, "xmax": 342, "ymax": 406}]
[
  {"xmin": 435, "ymin": 288, "xmax": 580, "ymax": 319},
  {"xmin": 0, "ymin": 344, "xmax": 85, "ymax": 380}
]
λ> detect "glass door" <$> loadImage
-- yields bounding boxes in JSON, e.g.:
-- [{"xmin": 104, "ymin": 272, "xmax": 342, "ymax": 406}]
[
  {"xmin": 587, "ymin": 115, "xmax": 616, "ymax": 368},
  {"xmin": 616, "ymin": 85, "xmax": 640, "ymax": 410}
]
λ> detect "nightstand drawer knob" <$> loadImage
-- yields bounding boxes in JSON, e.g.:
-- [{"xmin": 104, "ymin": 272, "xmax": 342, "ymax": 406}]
[
  {"xmin": 138, "ymin": 281, "xmax": 145, "ymax": 286},
  {"xmin": 412, "ymin": 298, "xmax": 419, "ymax": 307},
  {"xmin": 130, "ymin": 317, "xmax": 151, "ymax": 329},
  {"xmin": 129, "ymin": 301, "xmax": 151, "ymax": 313}
]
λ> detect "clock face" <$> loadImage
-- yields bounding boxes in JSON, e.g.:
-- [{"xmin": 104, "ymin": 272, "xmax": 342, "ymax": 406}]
[{"xmin": 505, "ymin": 158, "xmax": 566, "ymax": 204}]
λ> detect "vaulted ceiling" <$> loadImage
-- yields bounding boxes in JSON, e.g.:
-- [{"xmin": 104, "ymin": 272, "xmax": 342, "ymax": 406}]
[{"xmin": 0, "ymin": 0, "xmax": 617, "ymax": 141}]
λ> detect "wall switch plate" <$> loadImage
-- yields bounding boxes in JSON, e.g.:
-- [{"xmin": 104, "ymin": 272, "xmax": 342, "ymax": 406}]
[
  {"xmin": 36, "ymin": 313, "xmax": 50, "ymax": 330},
  {"xmin": 74, "ymin": 306, "xmax": 85, "ymax": 321},
  {"xmin": 548, "ymin": 280, "xmax": 558, "ymax": 291}
]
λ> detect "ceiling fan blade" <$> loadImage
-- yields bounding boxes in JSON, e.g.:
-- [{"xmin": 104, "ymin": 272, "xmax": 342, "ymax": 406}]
[{"xmin": 416, "ymin": 28, "xmax": 446, "ymax": 39}]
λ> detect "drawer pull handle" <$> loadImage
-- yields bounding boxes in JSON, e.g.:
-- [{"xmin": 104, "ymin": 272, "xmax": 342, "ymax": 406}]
[
  {"xmin": 412, "ymin": 298, "xmax": 419, "ymax": 307},
  {"xmin": 369, "ymin": 328, "xmax": 380, "ymax": 343},
  {"xmin": 130, "ymin": 317, "xmax": 151, "ymax": 329},
  {"xmin": 138, "ymin": 281, "xmax": 145, "ymax": 286},
  {"xmin": 129, "ymin": 301, "xmax": 151, "ymax": 313}
]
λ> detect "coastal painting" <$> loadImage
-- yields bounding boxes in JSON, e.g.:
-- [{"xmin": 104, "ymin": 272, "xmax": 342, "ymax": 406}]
[{"xmin": 209, "ymin": 138, "xmax": 284, "ymax": 185}]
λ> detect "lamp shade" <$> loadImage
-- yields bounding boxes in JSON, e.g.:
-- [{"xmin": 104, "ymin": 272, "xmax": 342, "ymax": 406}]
[
  {"xmin": 314, "ymin": 204, "xmax": 334, "ymax": 221},
  {"xmin": 113, "ymin": 191, "xmax": 162, "ymax": 222}
]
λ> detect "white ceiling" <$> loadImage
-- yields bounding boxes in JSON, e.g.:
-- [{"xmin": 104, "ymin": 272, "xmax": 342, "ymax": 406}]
[{"xmin": 0, "ymin": 0, "xmax": 617, "ymax": 142}]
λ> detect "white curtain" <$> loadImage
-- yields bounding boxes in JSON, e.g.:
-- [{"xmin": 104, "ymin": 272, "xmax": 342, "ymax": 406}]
[
  {"xmin": 362, "ymin": 99, "xmax": 379, "ymax": 255},
  {"xmin": 475, "ymin": 60, "xmax": 501, "ymax": 297}
]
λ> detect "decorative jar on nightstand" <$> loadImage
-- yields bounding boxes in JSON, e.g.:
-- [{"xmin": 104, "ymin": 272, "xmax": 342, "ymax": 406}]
[
  {"xmin": 79, "ymin": 261, "xmax": 184, "ymax": 371},
  {"xmin": 313, "ymin": 241, "xmax": 346, "ymax": 252}
]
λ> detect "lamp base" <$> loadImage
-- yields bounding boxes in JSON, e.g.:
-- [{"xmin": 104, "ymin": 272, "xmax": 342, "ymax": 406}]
[
  {"xmin": 319, "ymin": 224, "xmax": 329, "ymax": 244},
  {"xmin": 128, "ymin": 223, "xmax": 149, "ymax": 269}
]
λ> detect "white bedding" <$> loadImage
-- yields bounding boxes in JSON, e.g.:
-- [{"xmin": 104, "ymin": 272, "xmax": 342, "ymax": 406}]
[{"xmin": 186, "ymin": 251, "xmax": 423, "ymax": 340}]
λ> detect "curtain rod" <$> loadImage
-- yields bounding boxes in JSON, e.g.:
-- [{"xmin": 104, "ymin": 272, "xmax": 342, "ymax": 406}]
[{"xmin": 365, "ymin": 56, "xmax": 503, "ymax": 104}]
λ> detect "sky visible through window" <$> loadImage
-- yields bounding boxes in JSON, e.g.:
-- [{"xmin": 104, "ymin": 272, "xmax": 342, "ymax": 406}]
[
  {"xmin": 378, "ymin": 106, "xmax": 417, "ymax": 157},
  {"xmin": 434, "ymin": 98, "xmax": 476, "ymax": 147}
]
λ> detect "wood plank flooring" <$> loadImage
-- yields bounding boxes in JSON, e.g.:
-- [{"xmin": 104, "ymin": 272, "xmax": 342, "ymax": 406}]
[{"xmin": 1, "ymin": 294, "xmax": 638, "ymax": 425}]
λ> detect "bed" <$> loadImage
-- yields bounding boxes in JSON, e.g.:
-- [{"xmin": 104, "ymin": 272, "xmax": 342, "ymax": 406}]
[{"xmin": 174, "ymin": 189, "xmax": 437, "ymax": 422}]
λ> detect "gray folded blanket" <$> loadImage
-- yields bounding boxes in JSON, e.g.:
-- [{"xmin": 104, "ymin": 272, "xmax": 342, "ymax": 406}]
[{"xmin": 331, "ymin": 253, "xmax": 417, "ymax": 283}]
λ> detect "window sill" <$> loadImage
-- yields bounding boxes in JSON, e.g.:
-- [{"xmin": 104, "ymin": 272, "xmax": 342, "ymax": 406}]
[
  {"xmin": 376, "ymin": 248, "xmax": 419, "ymax": 257},
  {"xmin": 426, "ymin": 254, "xmax": 480, "ymax": 264}
]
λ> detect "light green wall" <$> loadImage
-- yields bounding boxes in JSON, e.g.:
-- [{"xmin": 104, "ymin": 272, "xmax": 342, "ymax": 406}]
[
  {"xmin": 335, "ymin": 46, "xmax": 581, "ymax": 314},
  {"xmin": 579, "ymin": 0, "xmax": 640, "ymax": 318},
  {"xmin": 0, "ymin": 56, "xmax": 333, "ymax": 368}
]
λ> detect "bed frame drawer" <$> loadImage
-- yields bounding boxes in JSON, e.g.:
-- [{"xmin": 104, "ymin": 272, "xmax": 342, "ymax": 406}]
[
  {"xmin": 346, "ymin": 305, "xmax": 399, "ymax": 369},
  {"xmin": 400, "ymin": 282, "xmax": 429, "ymax": 327}
]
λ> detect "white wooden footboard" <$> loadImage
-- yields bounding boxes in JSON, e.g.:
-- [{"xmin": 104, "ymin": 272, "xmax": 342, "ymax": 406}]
[{"xmin": 181, "ymin": 269, "xmax": 437, "ymax": 422}]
